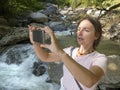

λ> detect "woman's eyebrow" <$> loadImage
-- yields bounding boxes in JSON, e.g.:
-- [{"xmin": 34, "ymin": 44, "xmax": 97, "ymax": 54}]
[{"xmin": 78, "ymin": 26, "xmax": 90, "ymax": 29}]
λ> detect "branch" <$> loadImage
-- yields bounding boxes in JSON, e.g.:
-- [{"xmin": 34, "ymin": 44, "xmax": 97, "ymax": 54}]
[{"xmin": 98, "ymin": 3, "xmax": 120, "ymax": 19}]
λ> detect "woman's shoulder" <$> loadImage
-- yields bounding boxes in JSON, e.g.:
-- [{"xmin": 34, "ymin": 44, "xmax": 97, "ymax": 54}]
[
  {"xmin": 94, "ymin": 51, "xmax": 106, "ymax": 56},
  {"xmin": 93, "ymin": 51, "xmax": 107, "ymax": 60},
  {"xmin": 63, "ymin": 46, "xmax": 78, "ymax": 54}
]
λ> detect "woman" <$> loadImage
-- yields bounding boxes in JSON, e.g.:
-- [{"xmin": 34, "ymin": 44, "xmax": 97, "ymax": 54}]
[{"xmin": 28, "ymin": 16, "xmax": 107, "ymax": 90}]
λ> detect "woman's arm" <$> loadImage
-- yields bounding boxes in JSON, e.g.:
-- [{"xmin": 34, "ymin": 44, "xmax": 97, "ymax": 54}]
[
  {"xmin": 33, "ymin": 43, "xmax": 61, "ymax": 62},
  {"xmin": 59, "ymin": 51, "xmax": 105, "ymax": 87}
]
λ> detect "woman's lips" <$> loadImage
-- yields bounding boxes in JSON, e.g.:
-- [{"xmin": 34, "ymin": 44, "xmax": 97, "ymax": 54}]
[{"xmin": 77, "ymin": 37, "xmax": 84, "ymax": 41}]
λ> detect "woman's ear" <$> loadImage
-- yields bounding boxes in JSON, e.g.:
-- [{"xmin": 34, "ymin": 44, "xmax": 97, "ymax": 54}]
[
  {"xmin": 95, "ymin": 37, "xmax": 98, "ymax": 40},
  {"xmin": 95, "ymin": 33, "xmax": 100, "ymax": 40}
]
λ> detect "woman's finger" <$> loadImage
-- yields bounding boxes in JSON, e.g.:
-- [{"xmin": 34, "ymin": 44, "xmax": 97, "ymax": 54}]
[
  {"xmin": 28, "ymin": 25, "xmax": 37, "ymax": 31},
  {"xmin": 40, "ymin": 44, "xmax": 50, "ymax": 50}
]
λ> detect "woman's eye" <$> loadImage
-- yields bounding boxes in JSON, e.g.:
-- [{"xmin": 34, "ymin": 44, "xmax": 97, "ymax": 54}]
[
  {"xmin": 77, "ymin": 27, "xmax": 81, "ymax": 31},
  {"xmin": 84, "ymin": 28, "xmax": 89, "ymax": 32},
  {"xmin": 77, "ymin": 27, "xmax": 90, "ymax": 32}
]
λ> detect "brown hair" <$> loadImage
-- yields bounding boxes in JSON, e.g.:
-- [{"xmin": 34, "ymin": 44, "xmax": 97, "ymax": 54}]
[{"xmin": 77, "ymin": 16, "xmax": 102, "ymax": 49}]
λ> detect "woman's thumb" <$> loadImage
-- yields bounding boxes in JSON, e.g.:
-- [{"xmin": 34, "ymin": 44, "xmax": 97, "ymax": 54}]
[{"xmin": 40, "ymin": 44, "xmax": 49, "ymax": 49}]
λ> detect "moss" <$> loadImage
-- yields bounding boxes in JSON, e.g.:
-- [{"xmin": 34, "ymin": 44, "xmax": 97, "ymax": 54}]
[{"xmin": 97, "ymin": 38, "xmax": 120, "ymax": 55}]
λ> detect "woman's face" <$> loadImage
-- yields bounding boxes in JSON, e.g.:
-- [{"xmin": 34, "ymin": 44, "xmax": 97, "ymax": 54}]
[{"xmin": 76, "ymin": 19, "xmax": 97, "ymax": 47}]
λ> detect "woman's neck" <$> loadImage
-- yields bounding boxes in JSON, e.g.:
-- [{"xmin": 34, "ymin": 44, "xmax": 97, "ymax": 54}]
[{"xmin": 77, "ymin": 46, "xmax": 94, "ymax": 56}]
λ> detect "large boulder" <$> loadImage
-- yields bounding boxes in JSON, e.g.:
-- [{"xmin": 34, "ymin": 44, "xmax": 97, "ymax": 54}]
[
  {"xmin": 0, "ymin": 27, "xmax": 29, "ymax": 46},
  {"xmin": 47, "ymin": 62, "xmax": 63, "ymax": 84},
  {"xmin": 49, "ymin": 21, "xmax": 67, "ymax": 31},
  {"xmin": 0, "ymin": 16, "xmax": 9, "ymax": 25},
  {"xmin": 108, "ymin": 23, "xmax": 120, "ymax": 42},
  {"xmin": 0, "ymin": 25, "xmax": 11, "ymax": 39},
  {"xmin": 29, "ymin": 12, "xmax": 48, "ymax": 23},
  {"xmin": 41, "ymin": 3, "xmax": 58, "ymax": 16},
  {"xmin": 99, "ymin": 55, "xmax": 120, "ymax": 89},
  {"xmin": 32, "ymin": 62, "xmax": 46, "ymax": 76}
]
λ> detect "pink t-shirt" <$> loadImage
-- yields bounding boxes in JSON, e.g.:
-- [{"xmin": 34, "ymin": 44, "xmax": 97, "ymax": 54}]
[{"xmin": 60, "ymin": 47, "xmax": 107, "ymax": 90}]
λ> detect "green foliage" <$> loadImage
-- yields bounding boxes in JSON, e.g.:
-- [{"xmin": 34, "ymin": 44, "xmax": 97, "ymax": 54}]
[
  {"xmin": 54, "ymin": 0, "xmax": 119, "ymax": 10},
  {"xmin": 97, "ymin": 38, "xmax": 120, "ymax": 55},
  {"xmin": 53, "ymin": 0, "xmax": 81, "ymax": 8},
  {"xmin": 57, "ymin": 35, "xmax": 78, "ymax": 48},
  {"xmin": 78, "ymin": 0, "xmax": 111, "ymax": 8},
  {"xmin": 68, "ymin": 0, "xmax": 82, "ymax": 9},
  {"xmin": 1, "ymin": 0, "xmax": 119, "ymax": 18},
  {"xmin": 0, "ymin": 0, "xmax": 44, "ymax": 17},
  {"xmin": 53, "ymin": 0, "xmax": 70, "ymax": 7}
]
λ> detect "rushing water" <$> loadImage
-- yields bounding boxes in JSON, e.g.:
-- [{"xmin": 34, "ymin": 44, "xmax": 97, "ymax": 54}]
[
  {"xmin": 0, "ymin": 44, "xmax": 59, "ymax": 90},
  {"xmin": 54, "ymin": 29, "xmax": 72, "ymax": 36}
]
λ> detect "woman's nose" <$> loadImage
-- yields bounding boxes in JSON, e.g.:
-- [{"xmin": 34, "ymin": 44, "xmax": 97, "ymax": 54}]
[{"xmin": 77, "ymin": 29, "xmax": 83, "ymax": 35}]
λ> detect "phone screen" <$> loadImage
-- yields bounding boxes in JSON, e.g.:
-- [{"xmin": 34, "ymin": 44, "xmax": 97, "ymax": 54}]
[{"xmin": 33, "ymin": 30, "xmax": 45, "ymax": 43}]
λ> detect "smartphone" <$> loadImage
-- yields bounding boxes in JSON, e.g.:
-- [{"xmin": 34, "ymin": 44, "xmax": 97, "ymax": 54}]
[{"xmin": 33, "ymin": 30, "xmax": 45, "ymax": 44}]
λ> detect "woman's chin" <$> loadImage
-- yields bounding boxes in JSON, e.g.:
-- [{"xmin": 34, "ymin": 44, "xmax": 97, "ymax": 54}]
[{"xmin": 78, "ymin": 42, "xmax": 84, "ymax": 45}]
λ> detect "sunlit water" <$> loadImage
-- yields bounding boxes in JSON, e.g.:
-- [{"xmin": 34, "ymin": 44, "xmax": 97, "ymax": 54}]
[
  {"xmin": 0, "ymin": 44, "xmax": 59, "ymax": 90},
  {"xmin": 54, "ymin": 29, "xmax": 72, "ymax": 36}
]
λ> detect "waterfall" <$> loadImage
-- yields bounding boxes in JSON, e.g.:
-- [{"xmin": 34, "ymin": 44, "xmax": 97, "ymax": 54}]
[{"xmin": 0, "ymin": 44, "xmax": 60, "ymax": 90}]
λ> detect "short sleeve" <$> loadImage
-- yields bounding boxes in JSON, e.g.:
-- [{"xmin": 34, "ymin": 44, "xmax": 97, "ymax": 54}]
[
  {"xmin": 63, "ymin": 46, "xmax": 74, "ymax": 55},
  {"xmin": 92, "ymin": 54, "xmax": 107, "ymax": 75}
]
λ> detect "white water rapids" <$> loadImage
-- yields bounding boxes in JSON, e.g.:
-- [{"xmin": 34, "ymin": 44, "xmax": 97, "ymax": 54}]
[{"xmin": 0, "ymin": 44, "xmax": 59, "ymax": 90}]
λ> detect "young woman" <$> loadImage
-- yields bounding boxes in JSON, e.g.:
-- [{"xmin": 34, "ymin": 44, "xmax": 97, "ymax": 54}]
[{"xmin": 28, "ymin": 16, "xmax": 107, "ymax": 90}]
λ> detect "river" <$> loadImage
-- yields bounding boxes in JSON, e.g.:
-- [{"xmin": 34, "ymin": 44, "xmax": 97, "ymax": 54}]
[{"xmin": 0, "ymin": 44, "xmax": 60, "ymax": 90}]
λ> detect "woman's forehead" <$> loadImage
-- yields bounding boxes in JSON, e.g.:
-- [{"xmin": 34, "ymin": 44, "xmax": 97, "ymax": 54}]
[{"xmin": 78, "ymin": 20, "xmax": 94, "ymax": 28}]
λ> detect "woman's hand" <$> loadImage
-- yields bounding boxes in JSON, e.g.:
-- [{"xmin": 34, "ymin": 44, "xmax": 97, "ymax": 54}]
[
  {"xmin": 28, "ymin": 25, "xmax": 39, "ymax": 44},
  {"xmin": 28, "ymin": 25, "xmax": 35, "ymax": 44},
  {"xmin": 28, "ymin": 25, "xmax": 64, "ymax": 56},
  {"xmin": 40, "ymin": 26, "xmax": 64, "ymax": 55}
]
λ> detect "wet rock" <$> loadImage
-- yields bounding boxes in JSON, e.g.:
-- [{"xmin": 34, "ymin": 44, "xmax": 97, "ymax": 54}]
[
  {"xmin": 0, "ymin": 27, "xmax": 29, "ymax": 46},
  {"xmin": 0, "ymin": 16, "xmax": 9, "ymax": 25},
  {"xmin": 32, "ymin": 62, "xmax": 46, "ymax": 76},
  {"xmin": 109, "ymin": 23, "xmax": 120, "ymax": 42},
  {"xmin": 47, "ymin": 62, "xmax": 63, "ymax": 84},
  {"xmin": 0, "ymin": 25, "xmax": 11, "ymax": 39},
  {"xmin": 0, "ymin": 44, "xmax": 33, "ymax": 65},
  {"xmin": 29, "ymin": 12, "xmax": 48, "ymax": 23},
  {"xmin": 49, "ymin": 21, "xmax": 67, "ymax": 31},
  {"xmin": 42, "ymin": 3, "xmax": 58, "ymax": 16},
  {"xmin": 99, "ymin": 55, "xmax": 120, "ymax": 90}
]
